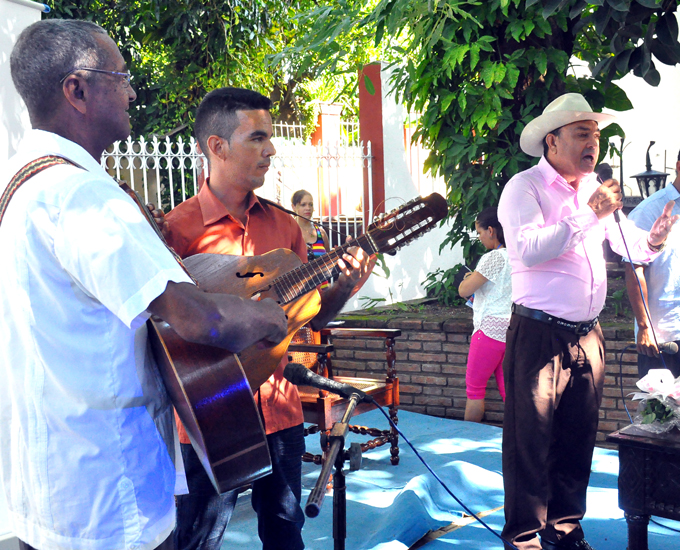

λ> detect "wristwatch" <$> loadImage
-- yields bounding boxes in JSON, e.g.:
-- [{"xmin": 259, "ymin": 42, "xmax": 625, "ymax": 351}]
[{"xmin": 647, "ymin": 239, "xmax": 666, "ymax": 253}]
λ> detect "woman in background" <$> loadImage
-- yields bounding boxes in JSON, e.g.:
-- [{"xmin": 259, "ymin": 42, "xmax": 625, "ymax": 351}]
[
  {"xmin": 291, "ymin": 189, "xmax": 329, "ymax": 266},
  {"xmin": 458, "ymin": 207, "xmax": 511, "ymax": 422},
  {"xmin": 290, "ymin": 190, "xmax": 331, "ymax": 356}
]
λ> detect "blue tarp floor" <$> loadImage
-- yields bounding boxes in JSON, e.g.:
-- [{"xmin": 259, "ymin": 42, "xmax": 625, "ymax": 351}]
[{"xmin": 223, "ymin": 409, "xmax": 679, "ymax": 550}]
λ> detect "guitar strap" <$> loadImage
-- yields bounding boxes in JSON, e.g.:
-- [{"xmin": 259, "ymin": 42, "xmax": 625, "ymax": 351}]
[
  {"xmin": 0, "ymin": 155, "xmax": 76, "ymax": 226},
  {"xmin": 116, "ymin": 181, "xmax": 198, "ymax": 285},
  {"xmin": 0, "ymin": 154, "xmax": 197, "ymax": 285}
]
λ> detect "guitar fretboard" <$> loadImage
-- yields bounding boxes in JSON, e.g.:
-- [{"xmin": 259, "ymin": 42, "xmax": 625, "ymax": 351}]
[{"xmin": 272, "ymin": 234, "xmax": 376, "ymax": 304}]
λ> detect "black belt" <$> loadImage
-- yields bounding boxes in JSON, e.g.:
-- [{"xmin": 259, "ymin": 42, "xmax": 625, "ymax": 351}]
[{"xmin": 511, "ymin": 303, "xmax": 598, "ymax": 336}]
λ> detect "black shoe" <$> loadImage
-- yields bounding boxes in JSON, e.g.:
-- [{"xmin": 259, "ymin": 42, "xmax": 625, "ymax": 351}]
[{"xmin": 541, "ymin": 538, "xmax": 596, "ymax": 550}]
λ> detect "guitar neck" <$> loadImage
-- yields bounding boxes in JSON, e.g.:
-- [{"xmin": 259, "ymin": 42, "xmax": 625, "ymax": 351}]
[
  {"xmin": 273, "ymin": 234, "xmax": 376, "ymax": 304},
  {"xmin": 270, "ymin": 193, "xmax": 448, "ymax": 304}
]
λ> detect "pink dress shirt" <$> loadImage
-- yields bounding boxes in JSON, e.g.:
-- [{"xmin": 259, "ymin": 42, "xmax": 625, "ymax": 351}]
[{"xmin": 498, "ymin": 157, "xmax": 657, "ymax": 322}]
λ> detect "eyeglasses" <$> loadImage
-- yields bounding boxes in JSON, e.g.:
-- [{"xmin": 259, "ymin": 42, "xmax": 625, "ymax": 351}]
[{"xmin": 59, "ymin": 67, "xmax": 132, "ymax": 86}]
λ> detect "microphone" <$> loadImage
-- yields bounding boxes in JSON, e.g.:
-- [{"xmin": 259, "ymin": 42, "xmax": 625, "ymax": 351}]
[
  {"xmin": 658, "ymin": 341, "xmax": 679, "ymax": 354},
  {"xmin": 595, "ymin": 163, "xmax": 613, "ymax": 182},
  {"xmin": 283, "ymin": 363, "xmax": 371, "ymax": 403},
  {"xmin": 595, "ymin": 163, "xmax": 621, "ymax": 223}
]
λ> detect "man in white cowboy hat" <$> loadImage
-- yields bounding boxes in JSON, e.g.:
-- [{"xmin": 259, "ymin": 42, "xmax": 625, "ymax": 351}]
[{"xmin": 497, "ymin": 92, "xmax": 678, "ymax": 550}]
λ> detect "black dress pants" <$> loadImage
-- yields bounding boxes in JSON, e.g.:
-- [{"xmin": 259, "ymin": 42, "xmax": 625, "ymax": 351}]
[
  {"xmin": 175, "ymin": 423, "xmax": 306, "ymax": 550},
  {"xmin": 501, "ymin": 314, "xmax": 605, "ymax": 550}
]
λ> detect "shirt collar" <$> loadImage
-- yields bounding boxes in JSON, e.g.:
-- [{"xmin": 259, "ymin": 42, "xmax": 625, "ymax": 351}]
[
  {"xmin": 666, "ymin": 183, "xmax": 680, "ymax": 201},
  {"xmin": 18, "ymin": 129, "xmax": 111, "ymax": 178},
  {"xmin": 196, "ymin": 180, "xmax": 264, "ymax": 226},
  {"xmin": 537, "ymin": 155, "xmax": 597, "ymax": 190}
]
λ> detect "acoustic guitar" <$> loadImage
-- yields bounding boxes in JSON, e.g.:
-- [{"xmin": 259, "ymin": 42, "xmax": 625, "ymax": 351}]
[{"xmin": 148, "ymin": 193, "xmax": 448, "ymax": 493}]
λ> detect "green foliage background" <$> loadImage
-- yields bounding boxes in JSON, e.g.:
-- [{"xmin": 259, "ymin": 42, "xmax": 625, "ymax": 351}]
[
  {"xmin": 45, "ymin": 0, "xmax": 680, "ymax": 305},
  {"xmin": 276, "ymin": 0, "xmax": 680, "ymax": 303},
  {"xmin": 47, "ymin": 0, "xmax": 340, "ymax": 138}
]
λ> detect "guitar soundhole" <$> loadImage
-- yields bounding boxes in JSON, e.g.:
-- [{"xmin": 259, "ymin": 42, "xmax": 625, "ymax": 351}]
[{"xmin": 236, "ymin": 271, "xmax": 264, "ymax": 279}]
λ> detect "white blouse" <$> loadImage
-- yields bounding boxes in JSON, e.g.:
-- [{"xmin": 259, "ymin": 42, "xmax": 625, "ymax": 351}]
[{"xmin": 472, "ymin": 248, "xmax": 513, "ymax": 342}]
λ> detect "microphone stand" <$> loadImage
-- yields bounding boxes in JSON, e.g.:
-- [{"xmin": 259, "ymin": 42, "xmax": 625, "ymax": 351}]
[{"xmin": 305, "ymin": 391, "xmax": 363, "ymax": 550}]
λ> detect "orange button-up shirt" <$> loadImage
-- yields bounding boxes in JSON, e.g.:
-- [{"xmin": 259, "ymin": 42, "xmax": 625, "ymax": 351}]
[{"xmin": 166, "ymin": 182, "xmax": 308, "ymax": 441}]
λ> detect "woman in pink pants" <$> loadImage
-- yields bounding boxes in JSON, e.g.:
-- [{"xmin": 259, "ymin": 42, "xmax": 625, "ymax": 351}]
[{"xmin": 458, "ymin": 207, "xmax": 512, "ymax": 422}]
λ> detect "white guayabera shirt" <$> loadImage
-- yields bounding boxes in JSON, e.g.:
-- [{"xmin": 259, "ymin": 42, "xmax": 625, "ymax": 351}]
[
  {"xmin": 627, "ymin": 183, "xmax": 680, "ymax": 344},
  {"xmin": 0, "ymin": 130, "xmax": 192, "ymax": 550}
]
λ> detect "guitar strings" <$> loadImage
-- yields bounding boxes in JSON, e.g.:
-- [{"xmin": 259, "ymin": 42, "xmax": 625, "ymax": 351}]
[
  {"xmin": 270, "ymin": 197, "xmax": 442, "ymax": 304},
  {"xmin": 273, "ymin": 237, "xmax": 374, "ymax": 304}
]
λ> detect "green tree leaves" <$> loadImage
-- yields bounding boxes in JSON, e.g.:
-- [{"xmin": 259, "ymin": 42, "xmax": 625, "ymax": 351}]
[
  {"xmin": 47, "ymin": 0, "xmax": 322, "ymax": 137},
  {"xmin": 275, "ymin": 0, "xmax": 680, "ymax": 305}
]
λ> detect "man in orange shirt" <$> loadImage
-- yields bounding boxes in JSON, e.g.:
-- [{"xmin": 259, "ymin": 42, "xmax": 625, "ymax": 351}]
[{"xmin": 165, "ymin": 87, "xmax": 370, "ymax": 550}]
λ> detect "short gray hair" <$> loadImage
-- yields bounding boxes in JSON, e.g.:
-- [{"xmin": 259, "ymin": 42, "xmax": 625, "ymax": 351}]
[{"xmin": 10, "ymin": 19, "xmax": 109, "ymax": 124}]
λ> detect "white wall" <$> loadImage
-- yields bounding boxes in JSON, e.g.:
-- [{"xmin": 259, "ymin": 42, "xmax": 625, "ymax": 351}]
[
  {"xmin": 1, "ymin": 0, "xmax": 40, "ymax": 167},
  {"xmin": 0, "ymin": 3, "xmax": 42, "ymax": 547},
  {"xmin": 345, "ymin": 64, "xmax": 463, "ymax": 312}
]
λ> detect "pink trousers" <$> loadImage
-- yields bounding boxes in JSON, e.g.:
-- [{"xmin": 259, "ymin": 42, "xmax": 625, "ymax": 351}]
[{"xmin": 466, "ymin": 329, "xmax": 506, "ymax": 400}]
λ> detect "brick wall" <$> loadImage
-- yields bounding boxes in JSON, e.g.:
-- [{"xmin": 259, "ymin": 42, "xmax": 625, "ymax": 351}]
[{"xmin": 330, "ymin": 312, "xmax": 640, "ymax": 445}]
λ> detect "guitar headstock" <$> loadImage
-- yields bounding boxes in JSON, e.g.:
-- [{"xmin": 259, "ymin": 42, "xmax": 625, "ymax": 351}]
[{"xmin": 366, "ymin": 193, "xmax": 448, "ymax": 255}]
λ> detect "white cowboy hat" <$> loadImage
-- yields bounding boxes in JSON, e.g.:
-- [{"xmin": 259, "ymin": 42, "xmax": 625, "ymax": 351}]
[{"xmin": 520, "ymin": 93, "xmax": 616, "ymax": 157}]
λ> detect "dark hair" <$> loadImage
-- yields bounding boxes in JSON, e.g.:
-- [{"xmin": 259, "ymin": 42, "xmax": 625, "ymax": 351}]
[
  {"xmin": 677, "ymin": 149, "xmax": 680, "ymax": 162},
  {"xmin": 11, "ymin": 19, "xmax": 109, "ymax": 125},
  {"xmin": 542, "ymin": 125, "xmax": 563, "ymax": 157},
  {"xmin": 291, "ymin": 189, "xmax": 312, "ymax": 206},
  {"xmin": 195, "ymin": 87, "xmax": 272, "ymax": 159},
  {"xmin": 476, "ymin": 206, "xmax": 505, "ymax": 246}
]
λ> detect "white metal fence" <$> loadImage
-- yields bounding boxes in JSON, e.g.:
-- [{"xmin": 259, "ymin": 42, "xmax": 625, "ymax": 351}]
[
  {"xmin": 267, "ymin": 140, "xmax": 372, "ymax": 249},
  {"xmin": 271, "ymin": 121, "xmax": 306, "ymax": 142},
  {"xmin": 271, "ymin": 120, "xmax": 360, "ymax": 147},
  {"xmin": 101, "ymin": 135, "xmax": 373, "ymax": 248},
  {"xmin": 100, "ymin": 118, "xmax": 443, "ymax": 249},
  {"xmin": 101, "ymin": 135, "xmax": 204, "ymax": 210}
]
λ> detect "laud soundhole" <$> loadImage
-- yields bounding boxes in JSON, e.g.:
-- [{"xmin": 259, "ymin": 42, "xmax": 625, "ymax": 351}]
[{"xmin": 236, "ymin": 271, "xmax": 264, "ymax": 279}]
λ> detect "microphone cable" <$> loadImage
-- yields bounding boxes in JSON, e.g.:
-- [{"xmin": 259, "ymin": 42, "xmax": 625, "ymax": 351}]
[
  {"xmin": 617, "ymin": 343, "xmax": 637, "ymax": 424},
  {"xmin": 357, "ymin": 395, "xmax": 519, "ymax": 550},
  {"xmin": 614, "ymin": 221, "xmax": 669, "ymax": 371}
]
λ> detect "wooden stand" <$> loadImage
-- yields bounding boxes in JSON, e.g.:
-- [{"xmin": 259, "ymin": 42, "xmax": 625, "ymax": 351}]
[{"xmin": 606, "ymin": 424, "xmax": 680, "ymax": 550}]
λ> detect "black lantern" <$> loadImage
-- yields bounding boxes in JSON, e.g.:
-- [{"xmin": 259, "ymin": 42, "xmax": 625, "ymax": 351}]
[{"xmin": 632, "ymin": 141, "xmax": 669, "ymax": 198}]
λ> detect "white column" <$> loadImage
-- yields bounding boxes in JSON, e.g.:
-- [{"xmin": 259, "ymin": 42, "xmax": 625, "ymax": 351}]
[
  {"xmin": 1, "ymin": 0, "xmax": 42, "ymax": 167},
  {"xmin": 0, "ymin": 5, "xmax": 42, "ymax": 549},
  {"xmin": 344, "ymin": 63, "xmax": 462, "ymax": 312}
]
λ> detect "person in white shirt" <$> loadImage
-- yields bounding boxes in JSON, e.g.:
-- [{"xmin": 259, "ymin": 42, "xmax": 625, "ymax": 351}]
[
  {"xmin": 625, "ymin": 150, "xmax": 680, "ymax": 379},
  {"xmin": 1, "ymin": 19, "xmax": 287, "ymax": 550},
  {"xmin": 458, "ymin": 207, "xmax": 512, "ymax": 422}
]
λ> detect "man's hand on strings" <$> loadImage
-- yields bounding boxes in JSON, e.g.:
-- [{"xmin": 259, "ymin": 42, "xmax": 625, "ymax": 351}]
[
  {"xmin": 336, "ymin": 236, "xmax": 370, "ymax": 289},
  {"xmin": 147, "ymin": 203, "xmax": 170, "ymax": 240}
]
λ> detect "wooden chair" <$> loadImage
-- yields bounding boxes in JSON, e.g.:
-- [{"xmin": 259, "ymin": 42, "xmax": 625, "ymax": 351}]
[{"xmin": 288, "ymin": 327, "xmax": 401, "ymax": 466}]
